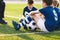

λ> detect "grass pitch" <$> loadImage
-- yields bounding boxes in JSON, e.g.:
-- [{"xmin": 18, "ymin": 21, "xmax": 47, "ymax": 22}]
[{"xmin": 0, "ymin": 4, "xmax": 60, "ymax": 40}]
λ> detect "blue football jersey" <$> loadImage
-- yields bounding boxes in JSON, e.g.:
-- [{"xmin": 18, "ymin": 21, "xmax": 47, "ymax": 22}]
[
  {"xmin": 39, "ymin": 6, "xmax": 58, "ymax": 32},
  {"xmin": 23, "ymin": 6, "xmax": 37, "ymax": 17},
  {"xmin": 21, "ymin": 6, "xmax": 37, "ymax": 24},
  {"xmin": 54, "ymin": 7, "xmax": 60, "ymax": 28}
]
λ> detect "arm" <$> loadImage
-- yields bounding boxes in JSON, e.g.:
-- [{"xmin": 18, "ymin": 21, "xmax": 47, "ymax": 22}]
[
  {"xmin": 29, "ymin": 10, "xmax": 40, "ymax": 16},
  {"xmin": 29, "ymin": 12, "xmax": 44, "ymax": 20}
]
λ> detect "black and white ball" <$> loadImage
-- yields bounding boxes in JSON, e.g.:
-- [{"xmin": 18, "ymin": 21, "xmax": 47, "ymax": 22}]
[{"xmin": 26, "ymin": 20, "xmax": 37, "ymax": 30}]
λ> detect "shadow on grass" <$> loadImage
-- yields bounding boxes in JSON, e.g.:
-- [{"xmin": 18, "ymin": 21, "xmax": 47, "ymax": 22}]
[
  {"xmin": 0, "ymin": 24, "xmax": 26, "ymax": 34},
  {"xmin": 0, "ymin": 24, "xmax": 34, "ymax": 40},
  {"xmin": 35, "ymin": 31, "xmax": 60, "ymax": 39},
  {"xmin": 0, "ymin": 23, "xmax": 60, "ymax": 40},
  {"xmin": 18, "ymin": 35, "xmax": 34, "ymax": 40}
]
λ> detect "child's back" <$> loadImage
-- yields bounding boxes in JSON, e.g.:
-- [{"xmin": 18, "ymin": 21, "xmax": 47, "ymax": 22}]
[{"xmin": 39, "ymin": 6, "xmax": 58, "ymax": 32}]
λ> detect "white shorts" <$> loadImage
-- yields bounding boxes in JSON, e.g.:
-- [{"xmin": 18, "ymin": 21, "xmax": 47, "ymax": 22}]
[{"xmin": 37, "ymin": 18, "xmax": 49, "ymax": 32}]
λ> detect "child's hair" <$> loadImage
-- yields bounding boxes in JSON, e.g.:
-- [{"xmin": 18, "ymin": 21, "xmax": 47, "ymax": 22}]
[
  {"xmin": 53, "ymin": 1, "xmax": 59, "ymax": 7},
  {"xmin": 57, "ymin": 3, "xmax": 59, "ymax": 7},
  {"xmin": 42, "ymin": 0, "xmax": 52, "ymax": 6},
  {"xmin": 28, "ymin": 0, "xmax": 34, "ymax": 5}
]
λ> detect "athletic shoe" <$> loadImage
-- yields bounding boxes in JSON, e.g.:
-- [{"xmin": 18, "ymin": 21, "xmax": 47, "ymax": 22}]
[
  {"xmin": 0, "ymin": 20, "xmax": 7, "ymax": 24},
  {"xmin": 12, "ymin": 20, "xmax": 21, "ymax": 30}
]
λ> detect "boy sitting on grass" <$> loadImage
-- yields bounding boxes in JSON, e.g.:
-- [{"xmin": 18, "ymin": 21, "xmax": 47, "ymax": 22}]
[
  {"xmin": 12, "ymin": 0, "xmax": 37, "ymax": 30},
  {"xmin": 29, "ymin": 0, "xmax": 60, "ymax": 32}
]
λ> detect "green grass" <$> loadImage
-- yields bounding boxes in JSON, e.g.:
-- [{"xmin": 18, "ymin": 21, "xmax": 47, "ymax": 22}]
[
  {"xmin": 0, "ymin": 4, "xmax": 60, "ymax": 40},
  {"xmin": 5, "ymin": 4, "xmax": 41, "ymax": 17}
]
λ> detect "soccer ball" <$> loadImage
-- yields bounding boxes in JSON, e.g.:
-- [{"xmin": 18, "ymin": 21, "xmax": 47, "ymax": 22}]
[{"xmin": 26, "ymin": 20, "xmax": 37, "ymax": 30}]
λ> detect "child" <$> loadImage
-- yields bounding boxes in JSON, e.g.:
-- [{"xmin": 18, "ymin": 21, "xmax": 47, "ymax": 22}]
[
  {"xmin": 30, "ymin": 0, "xmax": 59, "ymax": 32},
  {"xmin": 12, "ymin": 0, "xmax": 37, "ymax": 30},
  {"xmin": 52, "ymin": 0, "xmax": 59, "ymax": 7}
]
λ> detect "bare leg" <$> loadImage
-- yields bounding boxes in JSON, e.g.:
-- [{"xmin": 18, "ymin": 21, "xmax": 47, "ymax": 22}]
[
  {"xmin": 30, "ymin": 13, "xmax": 49, "ymax": 32},
  {"xmin": 31, "ymin": 13, "xmax": 44, "ymax": 22}
]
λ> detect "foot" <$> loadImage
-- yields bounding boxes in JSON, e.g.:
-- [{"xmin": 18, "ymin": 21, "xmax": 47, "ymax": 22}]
[
  {"xmin": 0, "ymin": 20, "xmax": 7, "ymax": 24},
  {"xmin": 12, "ymin": 20, "xmax": 21, "ymax": 30},
  {"xmin": 24, "ymin": 26, "xmax": 28, "ymax": 30},
  {"xmin": 23, "ymin": 24, "xmax": 28, "ymax": 30}
]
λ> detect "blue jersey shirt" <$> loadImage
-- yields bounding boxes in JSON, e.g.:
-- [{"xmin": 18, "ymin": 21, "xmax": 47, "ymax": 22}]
[
  {"xmin": 22, "ymin": 6, "xmax": 37, "ymax": 23},
  {"xmin": 54, "ymin": 7, "xmax": 60, "ymax": 28},
  {"xmin": 23, "ymin": 6, "xmax": 37, "ymax": 17},
  {"xmin": 39, "ymin": 6, "xmax": 58, "ymax": 32}
]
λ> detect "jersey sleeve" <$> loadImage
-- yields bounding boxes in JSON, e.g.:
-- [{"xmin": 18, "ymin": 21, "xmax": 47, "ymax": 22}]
[
  {"xmin": 34, "ymin": 8, "xmax": 37, "ymax": 10},
  {"xmin": 39, "ymin": 8, "xmax": 46, "ymax": 15},
  {"xmin": 33, "ymin": 7, "xmax": 37, "ymax": 11},
  {"xmin": 39, "ymin": 9, "xmax": 44, "ymax": 14}
]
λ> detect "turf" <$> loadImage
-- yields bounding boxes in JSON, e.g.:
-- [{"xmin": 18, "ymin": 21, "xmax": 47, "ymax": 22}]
[{"xmin": 0, "ymin": 4, "xmax": 60, "ymax": 40}]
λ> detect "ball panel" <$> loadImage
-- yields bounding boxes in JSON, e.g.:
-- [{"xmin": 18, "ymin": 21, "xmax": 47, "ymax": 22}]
[{"xmin": 26, "ymin": 20, "xmax": 37, "ymax": 30}]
